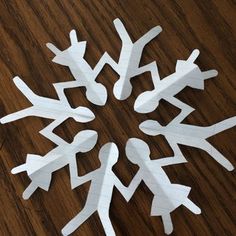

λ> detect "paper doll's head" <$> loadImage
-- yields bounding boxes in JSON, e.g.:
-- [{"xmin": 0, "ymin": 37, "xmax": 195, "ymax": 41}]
[
  {"xmin": 139, "ymin": 120, "xmax": 163, "ymax": 136},
  {"xmin": 126, "ymin": 138, "xmax": 150, "ymax": 165},
  {"xmin": 86, "ymin": 82, "xmax": 107, "ymax": 106},
  {"xmin": 134, "ymin": 90, "xmax": 160, "ymax": 114},
  {"xmin": 113, "ymin": 79, "xmax": 132, "ymax": 100},
  {"xmin": 72, "ymin": 106, "xmax": 95, "ymax": 123},
  {"xmin": 46, "ymin": 30, "xmax": 87, "ymax": 66},
  {"xmin": 73, "ymin": 130, "xmax": 98, "ymax": 152},
  {"xmin": 99, "ymin": 142, "xmax": 119, "ymax": 166}
]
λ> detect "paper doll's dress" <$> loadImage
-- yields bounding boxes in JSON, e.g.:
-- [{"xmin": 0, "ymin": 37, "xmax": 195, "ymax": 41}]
[{"xmin": 151, "ymin": 184, "xmax": 191, "ymax": 216}]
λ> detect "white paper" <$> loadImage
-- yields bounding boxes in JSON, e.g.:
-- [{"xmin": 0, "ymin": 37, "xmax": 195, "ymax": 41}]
[
  {"xmin": 11, "ymin": 129, "xmax": 98, "ymax": 199},
  {"xmin": 0, "ymin": 76, "xmax": 95, "ymax": 144},
  {"xmin": 134, "ymin": 49, "xmax": 218, "ymax": 113},
  {"xmin": 47, "ymin": 19, "xmax": 162, "ymax": 103},
  {"xmin": 47, "ymin": 30, "xmax": 108, "ymax": 106},
  {"xmin": 111, "ymin": 19, "xmax": 162, "ymax": 100},
  {"xmin": 1, "ymin": 17, "xmax": 235, "ymax": 236},
  {"xmin": 62, "ymin": 142, "xmax": 132, "ymax": 236},
  {"xmin": 139, "ymin": 109, "xmax": 235, "ymax": 171},
  {"xmin": 125, "ymin": 138, "xmax": 201, "ymax": 234}
]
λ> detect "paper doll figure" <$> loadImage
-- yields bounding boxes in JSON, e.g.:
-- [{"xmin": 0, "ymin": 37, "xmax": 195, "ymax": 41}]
[
  {"xmin": 139, "ymin": 105, "xmax": 235, "ymax": 171},
  {"xmin": 134, "ymin": 49, "xmax": 218, "ymax": 113},
  {"xmin": 11, "ymin": 130, "xmax": 98, "ymax": 199},
  {"xmin": 100, "ymin": 18, "xmax": 162, "ymax": 100},
  {"xmin": 47, "ymin": 29, "xmax": 108, "ymax": 106},
  {"xmin": 62, "ymin": 142, "xmax": 131, "ymax": 236},
  {"xmin": 125, "ymin": 138, "xmax": 201, "ymax": 235},
  {"xmin": 0, "ymin": 76, "xmax": 95, "ymax": 145}
]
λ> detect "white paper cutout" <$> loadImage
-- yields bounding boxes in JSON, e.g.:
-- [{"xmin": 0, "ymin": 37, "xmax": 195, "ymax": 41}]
[
  {"xmin": 47, "ymin": 18, "xmax": 162, "ymax": 103},
  {"xmin": 0, "ymin": 76, "xmax": 95, "ymax": 144},
  {"xmin": 109, "ymin": 19, "xmax": 162, "ymax": 100},
  {"xmin": 139, "ymin": 109, "xmax": 235, "ymax": 171},
  {"xmin": 11, "ymin": 129, "xmax": 98, "ymax": 199},
  {"xmin": 62, "ymin": 142, "xmax": 131, "ymax": 236},
  {"xmin": 1, "ymin": 18, "xmax": 235, "ymax": 236},
  {"xmin": 47, "ymin": 30, "xmax": 108, "ymax": 106},
  {"xmin": 134, "ymin": 49, "xmax": 218, "ymax": 113},
  {"xmin": 125, "ymin": 138, "xmax": 201, "ymax": 234}
]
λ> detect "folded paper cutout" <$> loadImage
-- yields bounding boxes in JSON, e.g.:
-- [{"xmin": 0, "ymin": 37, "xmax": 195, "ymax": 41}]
[
  {"xmin": 110, "ymin": 19, "xmax": 162, "ymax": 100},
  {"xmin": 11, "ymin": 130, "xmax": 98, "ymax": 199},
  {"xmin": 47, "ymin": 30, "xmax": 108, "ymax": 106},
  {"xmin": 0, "ymin": 76, "xmax": 95, "ymax": 144},
  {"xmin": 139, "ymin": 109, "xmax": 235, "ymax": 171},
  {"xmin": 62, "ymin": 142, "xmax": 131, "ymax": 236},
  {"xmin": 125, "ymin": 138, "xmax": 201, "ymax": 234},
  {"xmin": 134, "ymin": 49, "xmax": 218, "ymax": 113},
  {"xmin": 1, "ymin": 18, "xmax": 235, "ymax": 236}
]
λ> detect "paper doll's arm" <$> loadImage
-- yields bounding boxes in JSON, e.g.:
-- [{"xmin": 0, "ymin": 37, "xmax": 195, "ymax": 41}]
[
  {"xmin": 167, "ymin": 96, "xmax": 194, "ymax": 125},
  {"xmin": 154, "ymin": 141, "xmax": 187, "ymax": 166},
  {"xmin": 93, "ymin": 52, "xmax": 118, "ymax": 78},
  {"xmin": 136, "ymin": 25, "xmax": 162, "ymax": 48},
  {"xmin": 115, "ymin": 171, "xmax": 142, "ymax": 202},
  {"xmin": 53, "ymin": 81, "xmax": 81, "ymax": 104},
  {"xmin": 13, "ymin": 76, "xmax": 38, "ymax": 103},
  {"xmin": 68, "ymin": 157, "xmax": 96, "ymax": 189},
  {"xmin": 135, "ymin": 61, "xmax": 161, "ymax": 87},
  {"xmin": 113, "ymin": 18, "xmax": 132, "ymax": 43},
  {"xmin": 39, "ymin": 117, "xmax": 68, "ymax": 146},
  {"xmin": 11, "ymin": 163, "xmax": 38, "ymax": 199},
  {"xmin": 0, "ymin": 77, "xmax": 38, "ymax": 123},
  {"xmin": 71, "ymin": 165, "xmax": 95, "ymax": 189}
]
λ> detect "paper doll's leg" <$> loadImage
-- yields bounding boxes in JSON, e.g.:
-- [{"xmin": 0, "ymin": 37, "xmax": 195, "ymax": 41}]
[
  {"xmin": 61, "ymin": 206, "xmax": 95, "ymax": 236},
  {"xmin": 11, "ymin": 164, "xmax": 38, "ymax": 200},
  {"xmin": 161, "ymin": 214, "xmax": 173, "ymax": 235},
  {"xmin": 182, "ymin": 198, "xmax": 201, "ymax": 214},
  {"xmin": 22, "ymin": 182, "xmax": 38, "ymax": 200},
  {"xmin": 201, "ymin": 141, "xmax": 234, "ymax": 171},
  {"xmin": 113, "ymin": 18, "xmax": 132, "ymax": 43},
  {"xmin": 0, "ymin": 107, "xmax": 34, "ymax": 124},
  {"xmin": 93, "ymin": 52, "xmax": 118, "ymax": 78},
  {"xmin": 201, "ymin": 70, "xmax": 218, "ymax": 81},
  {"xmin": 187, "ymin": 49, "xmax": 200, "ymax": 63},
  {"xmin": 13, "ymin": 76, "xmax": 38, "ymax": 102},
  {"xmin": 136, "ymin": 25, "xmax": 162, "ymax": 48},
  {"xmin": 98, "ymin": 208, "xmax": 116, "ymax": 236},
  {"xmin": 11, "ymin": 163, "xmax": 27, "ymax": 174},
  {"xmin": 46, "ymin": 43, "xmax": 62, "ymax": 55},
  {"xmin": 207, "ymin": 116, "xmax": 236, "ymax": 138},
  {"xmin": 134, "ymin": 62, "xmax": 160, "ymax": 87},
  {"xmin": 39, "ymin": 117, "xmax": 68, "ymax": 146}
]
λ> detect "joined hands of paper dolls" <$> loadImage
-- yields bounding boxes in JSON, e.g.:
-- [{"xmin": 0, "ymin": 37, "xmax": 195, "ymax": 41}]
[{"xmin": 62, "ymin": 139, "xmax": 201, "ymax": 236}]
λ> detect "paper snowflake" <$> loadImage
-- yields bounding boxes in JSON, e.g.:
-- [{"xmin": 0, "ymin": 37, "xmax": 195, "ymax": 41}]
[{"xmin": 1, "ymin": 18, "xmax": 235, "ymax": 236}]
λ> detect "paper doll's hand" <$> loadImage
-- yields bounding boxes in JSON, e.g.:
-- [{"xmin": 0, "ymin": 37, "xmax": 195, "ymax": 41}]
[
  {"xmin": 71, "ymin": 172, "xmax": 94, "ymax": 189},
  {"xmin": 115, "ymin": 172, "xmax": 142, "ymax": 202}
]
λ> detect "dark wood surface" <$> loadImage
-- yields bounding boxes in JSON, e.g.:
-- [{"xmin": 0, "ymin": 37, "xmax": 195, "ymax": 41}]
[{"xmin": 0, "ymin": 0, "xmax": 235, "ymax": 235}]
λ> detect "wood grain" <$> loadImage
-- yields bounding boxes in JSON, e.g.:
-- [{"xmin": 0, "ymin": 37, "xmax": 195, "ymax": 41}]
[{"xmin": 0, "ymin": 0, "xmax": 235, "ymax": 235}]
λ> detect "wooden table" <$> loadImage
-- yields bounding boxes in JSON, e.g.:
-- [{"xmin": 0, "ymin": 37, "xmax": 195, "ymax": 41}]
[{"xmin": 0, "ymin": 1, "xmax": 235, "ymax": 235}]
